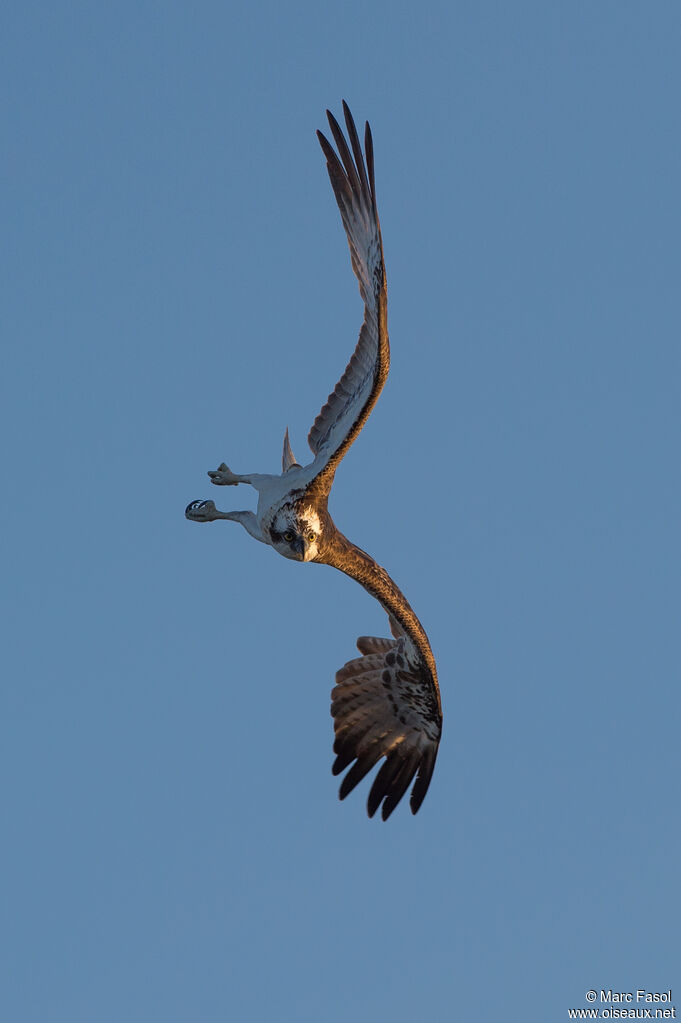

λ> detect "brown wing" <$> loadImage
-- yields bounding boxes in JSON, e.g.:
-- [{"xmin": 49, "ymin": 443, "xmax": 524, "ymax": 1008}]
[
  {"xmin": 331, "ymin": 634, "xmax": 441, "ymax": 820},
  {"xmin": 308, "ymin": 102, "xmax": 389, "ymax": 495},
  {"xmin": 318, "ymin": 530, "xmax": 442, "ymax": 820}
]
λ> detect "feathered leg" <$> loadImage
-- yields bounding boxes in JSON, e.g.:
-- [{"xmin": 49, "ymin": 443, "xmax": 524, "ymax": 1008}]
[
  {"xmin": 184, "ymin": 501, "xmax": 265, "ymax": 543},
  {"xmin": 207, "ymin": 462, "xmax": 273, "ymax": 488},
  {"xmin": 208, "ymin": 464, "xmax": 265, "ymax": 486}
]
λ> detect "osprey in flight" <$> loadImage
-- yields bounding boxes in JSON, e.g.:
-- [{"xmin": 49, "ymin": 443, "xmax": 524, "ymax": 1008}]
[{"xmin": 186, "ymin": 103, "xmax": 442, "ymax": 819}]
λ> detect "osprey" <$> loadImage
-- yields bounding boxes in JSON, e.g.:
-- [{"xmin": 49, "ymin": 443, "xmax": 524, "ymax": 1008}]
[{"xmin": 186, "ymin": 103, "xmax": 442, "ymax": 820}]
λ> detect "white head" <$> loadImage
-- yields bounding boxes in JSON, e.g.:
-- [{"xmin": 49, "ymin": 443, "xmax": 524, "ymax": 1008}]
[{"xmin": 268, "ymin": 504, "xmax": 322, "ymax": 562}]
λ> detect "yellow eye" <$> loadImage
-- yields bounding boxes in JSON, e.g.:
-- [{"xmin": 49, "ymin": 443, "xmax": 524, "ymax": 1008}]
[
  {"xmin": 307, "ymin": 532, "xmax": 316, "ymax": 543},
  {"xmin": 283, "ymin": 531, "xmax": 294, "ymax": 542}
]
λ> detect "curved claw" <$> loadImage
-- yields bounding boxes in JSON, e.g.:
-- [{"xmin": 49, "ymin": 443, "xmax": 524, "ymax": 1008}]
[
  {"xmin": 185, "ymin": 499, "xmax": 217, "ymax": 522},
  {"xmin": 208, "ymin": 462, "xmax": 238, "ymax": 486}
]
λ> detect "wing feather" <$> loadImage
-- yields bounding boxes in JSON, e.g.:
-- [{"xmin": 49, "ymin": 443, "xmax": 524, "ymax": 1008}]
[
  {"xmin": 308, "ymin": 103, "xmax": 389, "ymax": 494},
  {"xmin": 356, "ymin": 635, "xmax": 394, "ymax": 655},
  {"xmin": 338, "ymin": 747, "xmax": 385, "ymax": 800},
  {"xmin": 375, "ymin": 752, "xmax": 421, "ymax": 821},
  {"xmin": 331, "ymin": 635, "xmax": 441, "ymax": 819}
]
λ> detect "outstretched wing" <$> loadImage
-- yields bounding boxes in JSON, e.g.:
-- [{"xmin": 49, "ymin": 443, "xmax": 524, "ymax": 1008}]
[
  {"xmin": 308, "ymin": 102, "xmax": 389, "ymax": 495},
  {"xmin": 331, "ymin": 630, "xmax": 441, "ymax": 821},
  {"xmin": 311, "ymin": 105, "xmax": 442, "ymax": 819},
  {"xmin": 320, "ymin": 534, "xmax": 442, "ymax": 820}
]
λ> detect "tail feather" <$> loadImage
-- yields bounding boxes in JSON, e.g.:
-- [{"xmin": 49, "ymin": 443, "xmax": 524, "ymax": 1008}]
[{"xmin": 282, "ymin": 427, "xmax": 301, "ymax": 472}]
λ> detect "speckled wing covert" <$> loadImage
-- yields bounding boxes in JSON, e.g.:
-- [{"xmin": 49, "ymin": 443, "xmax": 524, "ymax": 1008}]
[
  {"xmin": 327, "ymin": 567, "xmax": 442, "ymax": 820},
  {"xmin": 331, "ymin": 631, "xmax": 441, "ymax": 820},
  {"xmin": 309, "ymin": 102, "xmax": 390, "ymax": 494}
]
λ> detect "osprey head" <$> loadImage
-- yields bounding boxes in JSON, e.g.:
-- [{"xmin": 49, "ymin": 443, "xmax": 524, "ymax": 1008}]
[{"xmin": 269, "ymin": 503, "xmax": 322, "ymax": 563}]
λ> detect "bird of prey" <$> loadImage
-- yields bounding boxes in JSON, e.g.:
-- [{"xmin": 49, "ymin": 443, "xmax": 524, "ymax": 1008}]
[{"xmin": 186, "ymin": 102, "xmax": 442, "ymax": 820}]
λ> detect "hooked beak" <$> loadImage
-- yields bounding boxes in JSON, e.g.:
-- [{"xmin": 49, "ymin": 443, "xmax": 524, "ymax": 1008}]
[{"xmin": 291, "ymin": 537, "xmax": 305, "ymax": 560}]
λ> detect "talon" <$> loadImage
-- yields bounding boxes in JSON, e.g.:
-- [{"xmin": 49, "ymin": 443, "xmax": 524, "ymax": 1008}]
[
  {"xmin": 185, "ymin": 499, "xmax": 217, "ymax": 522},
  {"xmin": 208, "ymin": 463, "xmax": 238, "ymax": 486}
]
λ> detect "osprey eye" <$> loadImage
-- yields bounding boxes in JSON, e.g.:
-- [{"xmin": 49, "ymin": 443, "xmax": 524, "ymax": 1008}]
[
  {"xmin": 283, "ymin": 531, "xmax": 294, "ymax": 542},
  {"xmin": 307, "ymin": 532, "xmax": 316, "ymax": 543}
]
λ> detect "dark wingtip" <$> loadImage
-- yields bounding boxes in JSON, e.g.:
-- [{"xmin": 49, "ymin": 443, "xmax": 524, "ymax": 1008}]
[
  {"xmin": 366, "ymin": 776, "xmax": 386, "ymax": 818},
  {"xmin": 365, "ymin": 121, "xmax": 376, "ymax": 201},
  {"xmin": 332, "ymin": 752, "xmax": 352, "ymax": 776},
  {"xmin": 326, "ymin": 107, "xmax": 342, "ymax": 135}
]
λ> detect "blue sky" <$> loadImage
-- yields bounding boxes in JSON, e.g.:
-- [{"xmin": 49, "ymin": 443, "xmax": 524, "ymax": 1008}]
[{"xmin": 2, "ymin": 2, "xmax": 679, "ymax": 1020}]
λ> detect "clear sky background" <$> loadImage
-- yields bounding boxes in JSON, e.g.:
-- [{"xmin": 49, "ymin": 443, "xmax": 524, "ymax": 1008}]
[{"xmin": 2, "ymin": 2, "xmax": 679, "ymax": 1021}]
